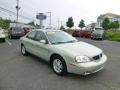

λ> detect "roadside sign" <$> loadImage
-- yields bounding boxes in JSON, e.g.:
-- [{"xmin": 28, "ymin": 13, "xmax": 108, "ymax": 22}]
[{"xmin": 36, "ymin": 13, "xmax": 47, "ymax": 20}]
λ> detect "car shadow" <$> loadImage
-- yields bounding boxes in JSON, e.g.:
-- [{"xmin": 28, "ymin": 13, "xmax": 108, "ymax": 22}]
[{"xmin": 18, "ymin": 51, "xmax": 106, "ymax": 79}]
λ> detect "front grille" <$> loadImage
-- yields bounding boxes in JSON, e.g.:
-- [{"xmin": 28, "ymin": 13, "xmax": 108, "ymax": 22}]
[{"xmin": 93, "ymin": 53, "xmax": 103, "ymax": 60}]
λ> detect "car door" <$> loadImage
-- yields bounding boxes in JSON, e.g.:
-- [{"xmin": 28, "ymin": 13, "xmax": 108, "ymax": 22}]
[
  {"xmin": 33, "ymin": 31, "xmax": 50, "ymax": 61},
  {"xmin": 24, "ymin": 31, "xmax": 37, "ymax": 54}
]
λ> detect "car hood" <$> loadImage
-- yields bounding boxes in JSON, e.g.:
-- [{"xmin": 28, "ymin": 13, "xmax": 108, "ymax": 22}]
[{"xmin": 54, "ymin": 41, "xmax": 102, "ymax": 57}]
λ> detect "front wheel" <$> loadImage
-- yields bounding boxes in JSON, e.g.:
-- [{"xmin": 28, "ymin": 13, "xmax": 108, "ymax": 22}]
[{"xmin": 51, "ymin": 55, "xmax": 67, "ymax": 75}]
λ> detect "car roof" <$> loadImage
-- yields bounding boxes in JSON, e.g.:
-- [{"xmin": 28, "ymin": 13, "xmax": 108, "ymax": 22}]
[{"xmin": 33, "ymin": 29, "xmax": 61, "ymax": 33}]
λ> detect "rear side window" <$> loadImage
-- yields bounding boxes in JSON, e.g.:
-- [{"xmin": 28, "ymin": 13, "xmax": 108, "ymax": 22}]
[
  {"xmin": 26, "ymin": 31, "xmax": 36, "ymax": 40},
  {"xmin": 34, "ymin": 31, "xmax": 47, "ymax": 41}
]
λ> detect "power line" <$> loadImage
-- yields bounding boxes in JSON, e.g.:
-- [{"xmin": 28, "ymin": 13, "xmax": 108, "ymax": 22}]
[
  {"xmin": 0, "ymin": 1, "xmax": 15, "ymax": 11},
  {"xmin": 0, "ymin": 6, "xmax": 33, "ymax": 20},
  {"xmin": 0, "ymin": 1, "xmax": 35, "ymax": 21}
]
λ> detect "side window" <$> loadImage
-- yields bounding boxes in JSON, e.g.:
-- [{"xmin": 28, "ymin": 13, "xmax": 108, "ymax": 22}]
[
  {"xmin": 34, "ymin": 31, "xmax": 47, "ymax": 41},
  {"xmin": 26, "ymin": 31, "xmax": 36, "ymax": 40}
]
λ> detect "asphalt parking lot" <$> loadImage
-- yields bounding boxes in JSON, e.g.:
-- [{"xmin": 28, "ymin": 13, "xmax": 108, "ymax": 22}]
[{"xmin": 0, "ymin": 38, "xmax": 120, "ymax": 90}]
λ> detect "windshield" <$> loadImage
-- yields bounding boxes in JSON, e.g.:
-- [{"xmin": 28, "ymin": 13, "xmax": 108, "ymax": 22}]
[
  {"xmin": 46, "ymin": 31, "xmax": 78, "ymax": 44},
  {"xmin": 94, "ymin": 28, "xmax": 104, "ymax": 34}
]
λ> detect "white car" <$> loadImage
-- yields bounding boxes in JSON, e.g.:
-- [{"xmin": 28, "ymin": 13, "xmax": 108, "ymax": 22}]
[
  {"xmin": 20, "ymin": 29, "xmax": 107, "ymax": 75},
  {"xmin": 0, "ymin": 29, "xmax": 5, "ymax": 42}
]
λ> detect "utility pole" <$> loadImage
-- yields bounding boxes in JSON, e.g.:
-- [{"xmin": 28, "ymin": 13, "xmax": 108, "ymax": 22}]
[
  {"xmin": 46, "ymin": 12, "xmax": 51, "ymax": 28},
  {"xmin": 16, "ymin": 0, "xmax": 20, "ymax": 27},
  {"xmin": 57, "ymin": 19, "xmax": 60, "ymax": 29}
]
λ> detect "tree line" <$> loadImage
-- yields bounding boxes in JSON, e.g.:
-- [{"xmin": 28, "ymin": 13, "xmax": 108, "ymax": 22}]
[
  {"xmin": 102, "ymin": 17, "xmax": 119, "ymax": 30},
  {"xmin": 66, "ymin": 17, "xmax": 85, "ymax": 30},
  {"xmin": 65, "ymin": 17, "xmax": 120, "ymax": 30}
]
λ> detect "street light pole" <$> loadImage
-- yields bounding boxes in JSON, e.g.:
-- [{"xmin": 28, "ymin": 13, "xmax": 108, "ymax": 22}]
[{"xmin": 46, "ymin": 12, "xmax": 51, "ymax": 28}]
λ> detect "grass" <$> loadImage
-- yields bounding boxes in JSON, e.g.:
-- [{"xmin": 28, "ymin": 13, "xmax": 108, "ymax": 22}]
[{"xmin": 105, "ymin": 30, "xmax": 120, "ymax": 42}]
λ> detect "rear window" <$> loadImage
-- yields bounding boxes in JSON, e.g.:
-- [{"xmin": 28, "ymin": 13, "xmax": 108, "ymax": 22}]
[
  {"xmin": 95, "ymin": 28, "xmax": 103, "ymax": 30},
  {"xmin": 12, "ymin": 27, "xmax": 22, "ymax": 32}
]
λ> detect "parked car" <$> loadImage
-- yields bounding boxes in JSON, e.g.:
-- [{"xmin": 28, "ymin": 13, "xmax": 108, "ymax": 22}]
[
  {"xmin": 20, "ymin": 29, "xmax": 107, "ymax": 75},
  {"xmin": 72, "ymin": 30, "xmax": 91, "ymax": 38},
  {"xmin": 0, "ymin": 29, "xmax": 5, "ymax": 42},
  {"xmin": 72, "ymin": 30, "xmax": 82, "ymax": 37},
  {"xmin": 23, "ymin": 27, "xmax": 32, "ymax": 35},
  {"xmin": 8, "ymin": 27, "xmax": 25, "ymax": 39},
  {"xmin": 81, "ymin": 31, "xmax": 92, "ymax": 38},
  {"xmin": 91, "ymin": 28, "xmax": 104, "ymax": 40}
]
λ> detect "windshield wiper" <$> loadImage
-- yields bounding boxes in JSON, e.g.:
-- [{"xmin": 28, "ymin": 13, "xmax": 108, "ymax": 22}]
[
  {"xmin": 52, "ymin": 42, "xmax": 66, "ymax": 44},
  {"xmin": 52, "ymin": 40, "xmax": 77, "ymax": 44},
  {"xmin": 66, "ymin": 40, "xmax": 77, "ymax": 43}
]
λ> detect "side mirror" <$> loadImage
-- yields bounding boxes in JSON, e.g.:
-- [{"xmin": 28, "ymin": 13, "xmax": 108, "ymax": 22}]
[{"xmin": 39, "ymin": 40, "xmax": 47, "ymax": 44}]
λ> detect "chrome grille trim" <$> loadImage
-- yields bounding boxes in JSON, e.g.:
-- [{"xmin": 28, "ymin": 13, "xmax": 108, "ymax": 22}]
[{"xmin": 93, "ymin": 53, "xmax": 103, "ymax": 60}]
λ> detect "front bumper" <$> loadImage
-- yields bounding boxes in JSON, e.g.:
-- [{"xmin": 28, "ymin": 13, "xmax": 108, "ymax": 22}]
[
  {"xmin": 91, "ymin": 34, "xmax": 103, "ymax": 39},
  {"xmin": 68, "ymin": 54, "xmax": 107, "ymax": 75}
]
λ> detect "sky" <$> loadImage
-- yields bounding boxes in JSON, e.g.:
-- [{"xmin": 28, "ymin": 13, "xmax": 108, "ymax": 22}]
[{"xmin": 0, "ymin": 0, "xmax": 120, "ymax": 28}]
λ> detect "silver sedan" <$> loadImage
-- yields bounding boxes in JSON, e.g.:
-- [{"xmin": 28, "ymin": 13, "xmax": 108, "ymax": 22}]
[{"xmin": 20, "ymin": 29, "xmax": 107, "ymax": 75}]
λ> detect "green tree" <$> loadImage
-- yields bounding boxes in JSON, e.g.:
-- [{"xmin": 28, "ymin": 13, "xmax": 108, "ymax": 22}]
[
  {"xmin": 66, "ymin": 17, "xmax": 74, "ymax": 28},
  {"xmin": 114, "ymin": 21, "xmax": 119, "ymax": 30},
  {"xmin": 78, "ymin": 19, "xmax": 85, "ymax": 30},
  {"xmin": 0, "ymin": 18, "xmax": 11, "ymax": 29},
  {"xmin": 109, "ymin": 21, "xmax": 119, "ymax": 30},
  {"xmin": 102, "ymin": 17, "xmax": 110, "ymax": 30},
  {"xmin": 109, "ymin": 22, "xmax": 115, "ymax": 30}
]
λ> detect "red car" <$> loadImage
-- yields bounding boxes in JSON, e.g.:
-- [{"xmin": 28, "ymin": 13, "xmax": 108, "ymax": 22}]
[
  {"xmin": 72, "ymin": 30, "xmax": 91, "ymax": 38},
  {"xmin": 72, "ymin": 30, "xmax": 82, "ymax": 37},
  {"xmin": 81, "ymin": 31, "xmax": 92, "ymax": 38},
  {"xmin": 23, "ymin": 27, "xmax": 32, "ymax": 34}
]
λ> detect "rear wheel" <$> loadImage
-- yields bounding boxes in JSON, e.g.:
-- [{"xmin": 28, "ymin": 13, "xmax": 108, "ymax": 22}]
[
  {"xmin": 2, "ymin": 38, "xmax": 5, "ymax": 42},
  {"xmin": 9, "ymin": 35, "xmax": 13, "ymax": 39},
  {"xmin": 100, "ymin": 38, "xmax": 103, "ymax": 41},
  {"xmin": 91, "ymin": 37, "xmax": 93, "ymax": 40},
  {"xmin": 21, "ymin": 45, "xmax": 28, "ymax": 56},
  {"xmin": 51, "ymin": 55, "xmax": 67, "ymax": 75}
]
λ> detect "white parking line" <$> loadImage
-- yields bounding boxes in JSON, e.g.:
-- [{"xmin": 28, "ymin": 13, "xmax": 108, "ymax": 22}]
[{"xmin": 5, "ymin": 39, "xmax": 12, "ymax": 45}]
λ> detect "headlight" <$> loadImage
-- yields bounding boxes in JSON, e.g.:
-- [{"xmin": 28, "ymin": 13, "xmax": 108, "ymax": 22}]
[{"xmin": 75, "ymin": 56, "xmax": 91, "ymax": 63}]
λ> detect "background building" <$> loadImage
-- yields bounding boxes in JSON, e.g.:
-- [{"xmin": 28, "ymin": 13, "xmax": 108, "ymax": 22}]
[{"xmin": 97, "ymin": 13, "xmax": 120, "ymax": 27}]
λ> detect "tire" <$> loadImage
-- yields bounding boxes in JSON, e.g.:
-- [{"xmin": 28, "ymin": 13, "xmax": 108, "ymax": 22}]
[
  {"xmin": 91, "ymin": 37, "xmax": 93, "ymax": 40},
  {"xmin": 100, "ymin": 38, "xmax": 103, "ymax": 41},
  {"xmin": 21, "ymin": 45, "xmax": 28, "ymax": 56},
  {"xmin": 9, "ymin": 35, "xmax": 12, "ymax": 39},
  {"xmin": 51, "ymin": 55, "xmax": 67, "ymax": 75},
  {"xmin": 2, "ymin": 38, "xmax": 5, "ymax": 42}
]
